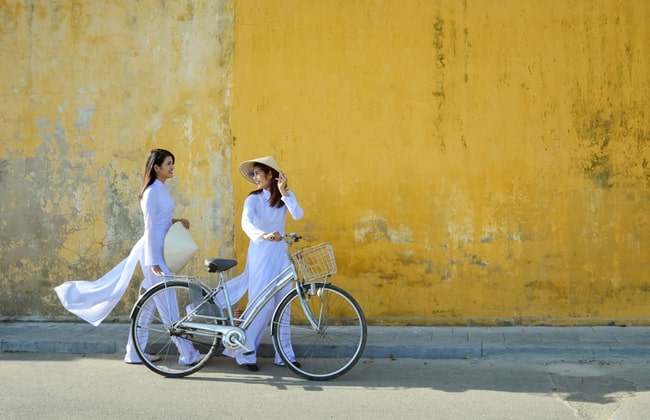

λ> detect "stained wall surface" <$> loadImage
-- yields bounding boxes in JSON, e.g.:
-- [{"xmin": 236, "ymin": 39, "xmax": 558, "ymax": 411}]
[
  {"xmin": 1, "ymin": 1, "xmax": 649, "ymax": 326},
  {"xmin": 0, "ymin": 0, "xmax": 236, "ymax": 320},
  {"xmin": 229, "ymin": 0, "xmax": 650, "ymax": 325}
]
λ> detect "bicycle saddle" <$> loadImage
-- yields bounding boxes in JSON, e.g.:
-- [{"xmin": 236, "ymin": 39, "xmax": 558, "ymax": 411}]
[{"xmin": 204, "ymin": 258, "xmax": 237, "ymax": 273}]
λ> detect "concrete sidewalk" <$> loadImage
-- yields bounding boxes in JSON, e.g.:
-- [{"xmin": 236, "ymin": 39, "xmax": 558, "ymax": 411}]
[{"xmin": 1, "ymin": 322, "xmax": 650, "ymax": 360}]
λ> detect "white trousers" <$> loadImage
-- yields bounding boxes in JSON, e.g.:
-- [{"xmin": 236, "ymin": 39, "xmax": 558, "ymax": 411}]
[
  {"xmin": 223, "ymin": 282, "xmax": 296, "ymax": 365},
  {"xmin": 124, "ymin": 275, "xmax": 199, "ymax": 364}
]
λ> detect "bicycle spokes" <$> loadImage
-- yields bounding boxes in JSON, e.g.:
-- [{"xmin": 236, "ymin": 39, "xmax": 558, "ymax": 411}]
[{"xmin": 272, "ymin": 283, "xmax": 367, "ymax": 381}]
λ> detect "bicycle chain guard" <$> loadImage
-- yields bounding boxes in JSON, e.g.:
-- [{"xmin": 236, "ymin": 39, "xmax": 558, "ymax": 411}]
[{"xmin": 223, "ymin": 328, "xmax": 253, "ymax": 355}]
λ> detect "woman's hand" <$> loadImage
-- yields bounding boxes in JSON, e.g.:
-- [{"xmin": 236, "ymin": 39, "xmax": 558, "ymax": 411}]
[
  {"xmin": 277, "ymin": 171, "xmax": 288, "ymax": 196},
  {"xmin": 263, "ymin": 231, "xmax": 283, "ymax": 242},
  {"xmin": 151, "ymin": 265, "xmax": 165, "ymax": 276},
  {"xmin": 172, "ymin": 218, "xmax": 191, "ymax": 229}
]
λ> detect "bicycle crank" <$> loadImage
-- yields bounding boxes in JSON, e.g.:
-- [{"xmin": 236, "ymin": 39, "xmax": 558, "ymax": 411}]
[{"xmin": 223, "ymin": 329, "xmax": 254, "ymax": 355}]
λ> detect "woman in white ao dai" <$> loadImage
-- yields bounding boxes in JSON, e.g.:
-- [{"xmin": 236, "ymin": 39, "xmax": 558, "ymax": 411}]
[
  {"xmin": 55, "ymin": 149, "xmax": 199, "ymax": 365},
  {"xmin": 223, "ymin": 156, "xmax": 304, "ymax": 371}
]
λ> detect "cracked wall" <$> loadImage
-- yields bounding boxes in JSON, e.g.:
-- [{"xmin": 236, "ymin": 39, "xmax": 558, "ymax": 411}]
[
  {"xmin": 0, "ymin": 0, "xmax": 235, "ymax": 320},
  {"xmin": 2, "ymin": 0, "xmax": 650, "ymax": 326}
]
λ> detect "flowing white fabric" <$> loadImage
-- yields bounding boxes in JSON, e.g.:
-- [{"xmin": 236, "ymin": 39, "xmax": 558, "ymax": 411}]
[
  {"xmin": 222, "ymin": 190, "xmax": 303, "ymax": 365},
  {"xmin": 54, "ymin": 238, "xmax": 144, "ymax": 327},
  {"xmin": 54, "ymin": 179, "xmax": 199, "ymax": 364},
  {"xmin": 54, "ymin": 180, "xmax": 172, "ymax": 326}
]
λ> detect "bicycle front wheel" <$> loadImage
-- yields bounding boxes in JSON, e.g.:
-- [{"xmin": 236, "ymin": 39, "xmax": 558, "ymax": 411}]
[
  {"xmin": 130, "ymin": 280, "xmax": 221, "ymax": 378},
  {"xmin": 271, "ymin": 282, "xmax": 367, "ymax": 381}
]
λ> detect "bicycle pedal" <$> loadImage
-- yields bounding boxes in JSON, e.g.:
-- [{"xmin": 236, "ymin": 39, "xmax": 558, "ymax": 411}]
[{"xmin": 243, "ymin": 350, "xmax": 255, "ymax": 356}]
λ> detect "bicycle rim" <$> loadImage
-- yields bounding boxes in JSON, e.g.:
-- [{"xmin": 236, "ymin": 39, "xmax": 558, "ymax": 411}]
[
  {"xmin": 130, "ymin": 281, "xmax": 220, "ymax": 378},
  {"xmin": 271, "ymin": 282, "xmax": 367, "ymax": 381}
]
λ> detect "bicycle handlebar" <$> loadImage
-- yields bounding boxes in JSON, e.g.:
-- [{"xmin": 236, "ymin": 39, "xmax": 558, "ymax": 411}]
[{"xmin": 283, "ymin": 232, "xmax": 303, "ymax": 243}]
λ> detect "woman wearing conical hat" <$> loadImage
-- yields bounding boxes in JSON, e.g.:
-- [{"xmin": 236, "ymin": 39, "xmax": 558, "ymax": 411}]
[{"xmin": 223, "ymin": 156, "xmax": 304, "ymax": 371}]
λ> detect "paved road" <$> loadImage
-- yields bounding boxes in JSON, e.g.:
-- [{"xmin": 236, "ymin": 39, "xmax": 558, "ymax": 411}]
[
  {"xmin": 3, "ymin": 322, "xmax": 650, "ymax": 419},
  {"xmin": 1, "ymin": 352, "xmax": 649, "ymax": 419}
]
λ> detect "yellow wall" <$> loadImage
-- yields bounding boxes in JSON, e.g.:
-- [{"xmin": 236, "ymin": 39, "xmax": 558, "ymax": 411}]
[
  {"xmin": 1, "ymin": 0, "xmax": 649, "ymax": 325},
  {"xmin": 230, "ymin": 0, "xmax": 650, "ymax": 325},
  {"xmin": 0, "ymin": 0, "xmax": 236, "ymax": 318}
]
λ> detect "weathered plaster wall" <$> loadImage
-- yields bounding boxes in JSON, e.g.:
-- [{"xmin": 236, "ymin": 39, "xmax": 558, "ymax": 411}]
[
  {"xmin": 2, "ymin": 0, "xmax": 649, "ymax": 326},
  {"xmin": 230, "ymin": 0, "xmax": 650, "ymax": 325},
  {"xmin": 0, "ymin": 0, "xmax": 235, "ymax": 320}
]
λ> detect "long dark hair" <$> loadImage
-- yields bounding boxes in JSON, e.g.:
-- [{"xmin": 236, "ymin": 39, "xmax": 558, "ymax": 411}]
[
  {"xmin": 138, "ymin": 149, "xmax": 175, "ymax": 199},
  {"xmin": 249, "ymin": 163, "xmax": 286, "ymax": 208}
]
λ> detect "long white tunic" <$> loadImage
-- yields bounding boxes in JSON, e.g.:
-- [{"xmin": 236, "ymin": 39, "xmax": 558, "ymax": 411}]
[
  {"xmin": 223, "ymin": 189, "xmax": 304, "ymax": 365},
  {"xmin": 54, "ymin": 180, "xmax": 173, "ymax": 326}
]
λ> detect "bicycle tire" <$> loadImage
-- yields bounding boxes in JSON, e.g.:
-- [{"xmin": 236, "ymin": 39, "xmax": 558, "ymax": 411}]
[
  {"xmin": 130, "ymin": 280, "xmax": 221, "ymax": 378},
  {"xmin": 271, "ymin": 282, "xmax": 367, "ymax": 381}
]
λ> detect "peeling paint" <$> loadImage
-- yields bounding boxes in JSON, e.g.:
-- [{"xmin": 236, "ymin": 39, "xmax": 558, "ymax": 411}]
[
  {"xmin": 3, "ymin": 0, "xmax": 650, "ymax": 326},
  {"xmin": 74, "ymin": 105, "xmax": 95, "ymax": 131},
  {"xmin": 353, "ymin": 214, "xmax": 413, "ymax": 244},
  {"xmin": 0, "ymin": 0, "xmax": 235, "ymax": 320},
  {"xmin": 229, "ymin": 0, "xmax": 650, "ymax": 325}
]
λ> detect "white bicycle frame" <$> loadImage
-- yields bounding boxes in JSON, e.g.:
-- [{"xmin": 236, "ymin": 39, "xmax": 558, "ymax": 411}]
[{"xmin": 162, "ymin": 242, "xmax": 324, "ymax": 355}]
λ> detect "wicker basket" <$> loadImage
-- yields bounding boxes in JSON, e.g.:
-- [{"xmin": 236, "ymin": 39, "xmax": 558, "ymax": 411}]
[{"xmin": 291, "ymin": 243, "xmax": 337, "ymax": 282}]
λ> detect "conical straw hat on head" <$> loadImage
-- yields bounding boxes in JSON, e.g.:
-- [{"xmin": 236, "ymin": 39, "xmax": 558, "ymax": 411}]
[{"xmin": 239, "ymin": 156, "xmax": 282, "ymax": 183}]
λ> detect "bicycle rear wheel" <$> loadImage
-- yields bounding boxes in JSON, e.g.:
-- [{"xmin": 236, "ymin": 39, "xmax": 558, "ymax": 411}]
[
  {"xmin": 130, "ymin": 280, "xmax": 222, "ymax": 377},
  {"xmin": 271, "ymin": 282, "xmax": 367, "ymax": 381}
]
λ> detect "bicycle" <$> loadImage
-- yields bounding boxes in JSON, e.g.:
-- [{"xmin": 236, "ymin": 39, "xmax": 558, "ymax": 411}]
[{"xmin": 129, "ymin": 233, "xmax": 367, "ymax": 381}]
